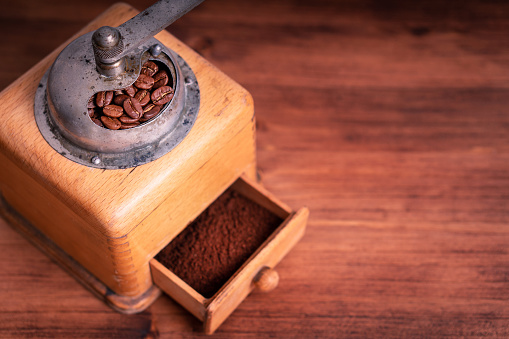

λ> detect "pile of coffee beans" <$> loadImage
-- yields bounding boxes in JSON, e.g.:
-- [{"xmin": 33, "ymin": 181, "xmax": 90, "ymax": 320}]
[{"xmin": 87, "ymin": 60, "xmax": 174, "ymax": 130}]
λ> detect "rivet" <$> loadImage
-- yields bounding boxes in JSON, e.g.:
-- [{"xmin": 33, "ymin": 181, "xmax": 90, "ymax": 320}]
[
  {"xmin": 91, "ymin": 156, "xmax": 101, "ymax": 165},
  {"xmin": 150, "ymin": 44, "xmax": 163, "ymax": 57}
]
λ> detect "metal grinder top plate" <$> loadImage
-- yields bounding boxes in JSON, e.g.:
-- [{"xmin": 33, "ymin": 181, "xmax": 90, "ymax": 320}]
[{"xmin": 34, "ymin": 0, "xmax": 203, "ymax": 169}]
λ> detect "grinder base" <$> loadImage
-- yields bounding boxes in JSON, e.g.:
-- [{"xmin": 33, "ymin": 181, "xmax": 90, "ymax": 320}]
[{"xmin": 0, "ymin": 195, "xmax": 162, "ymax": 313}]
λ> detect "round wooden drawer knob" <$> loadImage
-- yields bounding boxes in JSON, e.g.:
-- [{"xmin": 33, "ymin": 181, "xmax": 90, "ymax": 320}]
[{"xmin": 253, "ymin": 267, "xmax": 279, "ymax": 292}]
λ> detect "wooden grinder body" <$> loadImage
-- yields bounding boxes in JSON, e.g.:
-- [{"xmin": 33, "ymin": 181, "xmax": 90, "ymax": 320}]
[{"xmin": 0, "ymin": 3, "xmax": 257, "ymax": 310}]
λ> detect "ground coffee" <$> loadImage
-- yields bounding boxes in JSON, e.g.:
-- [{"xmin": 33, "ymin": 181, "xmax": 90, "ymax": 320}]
[{"xmin": 156, "ymin": 189, "xmax": 283, "ymax": 298}]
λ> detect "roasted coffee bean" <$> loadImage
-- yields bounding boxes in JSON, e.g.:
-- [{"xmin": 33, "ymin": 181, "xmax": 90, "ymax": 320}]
[
  {"xmin": 134, "ymin": 89, "xmax": 150, "ymax": 106},
  {"xmin": 96, "ymin": 91, "xmax": 113, "ymax": 107},
  {"xmin": 119, "ymin": 115, "xmax": 140, "ymax": 124},
  {"xmin": 87, "ymin": 60, "xmax": 173, "ymax": 129},
  {"xmin": 125, "ymin": 85, "xmax": 137, "ymax": 97},
  {"xmin": 92, "ymin": 118, "xmax": 103, "ymax": 127},
  {"xmin": 103, "ymin": 104, "xmax": 124, "ymax": 118},
  {"xmin": 134, "ymin": 74, "xmax": 154, "ymax": 90},
  {"xmin": 143, "ymin": 103, "xmax": 159, "ymax": 114},
  {"xmin": 113, "ymin": 94, "xmax": 130, "ymax": 106},
  {"xmin": 100, "ymin": 116, "xmax": 121, "ymax": 130},
  {"xmin": 142, "ymin": 104, "xmax": 161, "ymax": 120},
  {"xmin": 120, "ymin": 122, "xmax": 140, "ymax": 129},
  {"xmin": 151, "ymin": 86, "xmax": 174, "ymax": 105},
  {"xmin": 123, "ymin": 97, "xmax": 144, "ymax": 119},
  {"xmin": 143, "ymin": 103, "xmax": 156, "ymax": 113},
  {"xmin": 141, "ymin": 61, "xmax": 158, "ymax": 77},
  {"xmin": 152, "ymin": 70, "xmax": 169, "ymax": 89},
  {"xmin": 87, "ymin": 96, "xmax": 96, "ymax": 108}
]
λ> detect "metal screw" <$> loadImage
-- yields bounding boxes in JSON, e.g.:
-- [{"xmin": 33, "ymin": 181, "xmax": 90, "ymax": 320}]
[
  {"xmin": 150, "ymin": 44, "xmax": 163, "ymax": 57},
  {"xmin": 91, "ymin": 156, "xmax": 101, "ymax": 165}
]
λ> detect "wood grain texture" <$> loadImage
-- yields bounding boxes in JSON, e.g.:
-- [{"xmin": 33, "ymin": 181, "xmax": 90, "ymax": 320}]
[{"xmin": 1, "ymin": 0, "xmax": 509, "ymax": 337}]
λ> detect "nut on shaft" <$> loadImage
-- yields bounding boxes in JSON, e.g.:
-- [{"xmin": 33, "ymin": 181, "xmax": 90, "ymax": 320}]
[{"xmin": 92, "ymin": 26, "xmax": 125, "ymax": 77}]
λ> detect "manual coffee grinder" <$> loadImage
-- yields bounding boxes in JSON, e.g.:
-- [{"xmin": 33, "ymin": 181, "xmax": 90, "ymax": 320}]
[{"xmin": 0, "ymin": 0, "xmax": 308, "ymax": 334}]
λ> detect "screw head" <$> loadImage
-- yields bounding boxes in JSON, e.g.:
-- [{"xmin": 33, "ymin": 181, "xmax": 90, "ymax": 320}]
[
  {"xmin": 91, "ymin": 156, "xmax": 101, "ymax": 165},
  {"xmin": 150, "ymin": 44, "xmax": 163, "ymax": 57},
  {"xmin": 92, "ymin": 26, "xmax": 121, "ymax": 49}
]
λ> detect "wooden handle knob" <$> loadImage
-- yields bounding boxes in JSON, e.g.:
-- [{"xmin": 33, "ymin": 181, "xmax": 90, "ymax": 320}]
[{"xmin": 253, "ymin": 267, "xmax": 279, "ymax": 292}]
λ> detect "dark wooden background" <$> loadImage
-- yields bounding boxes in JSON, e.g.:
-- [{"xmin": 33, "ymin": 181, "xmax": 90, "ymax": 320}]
[{"xmin": 1, "ymin": 0, "xmax": 508, "ymax": 337}]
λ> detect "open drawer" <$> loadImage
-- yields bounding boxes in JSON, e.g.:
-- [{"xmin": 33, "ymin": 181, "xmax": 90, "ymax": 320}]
[{"xmin": 150, "ymin": 175, "xmax": 309, "ymax": 334}]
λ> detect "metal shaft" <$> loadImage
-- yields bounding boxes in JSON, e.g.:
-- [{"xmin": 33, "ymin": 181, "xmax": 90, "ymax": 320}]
[{"xmin": 93, "ymin": 0, "xmax": 204, "ymax": 76}]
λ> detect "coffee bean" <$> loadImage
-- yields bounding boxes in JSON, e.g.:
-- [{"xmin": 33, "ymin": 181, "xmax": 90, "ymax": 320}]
[
  {"xmin": 120, "ymin": 122, "xmax": 140, "ymax": 129},
  {"xmin": 96, "ymin": 91, "xmax": 113, "ymax": 107},
  {"xmin": 141, "ymin": 61, "xmax": 158, "ymax": 77},
  {"xmin": 134, "ymin": 74, "xmax": 154, "ymax": 90},
  {"xmin": 103, "ymin": 104, "xmax": 124, "ymax": 118},
  {"xmin": 123, "ymin": 97, "xmax": 144, "ymax": 119},
  {"xmin": 100, "ymin": 116, "xmax": 121, "ymax": 130},
  {"xmin": 151, "ymin": 86, "xmax": 174, "ymax": 105},
  {"xmin": 134, "ymin": 89, "xmax": 150, "ymax": 106},
  {"xmin": 142, "ymin": 104, "xmax": 161, "ymax": 120},
  {"xmin": 87, "ymin": 96, "xmax": 96, "ymax": 108},
  {"xmin": 90, "ymin": 109, "xmax": 101, "ymax": 119},
  {"xmin": 87, "ymin": 60, "xmax": 173, "ymax": 130},
  {"xmin": 125, "ymin": 85, "xmax": 137, "ymax": 97},
  {"xmin": 113, "ymin": 94, "xmax": 130, "ymax": 106},
  {"xmin": 92, "ymin": 118, "xmax": 103, "ymax": 127},
  {"xmin": 152, "ymin": 70, "xmax": 169, "ymax": 89},
  {"xmin": 143, "ymin": 103, "xmax": 158, "ymax": 114},
  {"xmin": 119, "ymin": 115, "xmax": 140, "ymax": 124}
]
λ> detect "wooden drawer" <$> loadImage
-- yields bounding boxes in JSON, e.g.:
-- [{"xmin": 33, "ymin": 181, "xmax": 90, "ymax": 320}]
[{"xmin": 150, "ymin": 175, "xmax": 309, "ymax": 334}]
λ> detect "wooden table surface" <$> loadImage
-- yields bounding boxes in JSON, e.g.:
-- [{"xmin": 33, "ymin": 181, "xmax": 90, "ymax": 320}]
[{"xmin": 1, "ymin": 0, "xmax": 508, "ymax": 337}]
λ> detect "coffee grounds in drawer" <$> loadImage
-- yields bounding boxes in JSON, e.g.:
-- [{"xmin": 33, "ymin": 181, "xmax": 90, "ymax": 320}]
[{"xmin": 155, "ymin": 189, "xmax": 284, "ymax": 298}]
